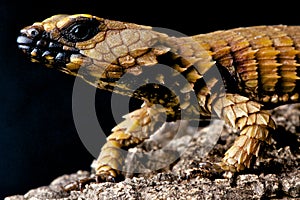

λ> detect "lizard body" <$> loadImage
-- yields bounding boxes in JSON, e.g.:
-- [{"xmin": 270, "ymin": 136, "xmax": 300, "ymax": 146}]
[{"xmin": 17, "ymin": 14, "xmax": 299, "ymax": 188}]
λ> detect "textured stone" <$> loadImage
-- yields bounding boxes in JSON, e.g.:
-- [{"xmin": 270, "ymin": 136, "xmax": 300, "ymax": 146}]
[{"xmin": 5, "ymin": 104, "xmax": 300, "ymax": 200}]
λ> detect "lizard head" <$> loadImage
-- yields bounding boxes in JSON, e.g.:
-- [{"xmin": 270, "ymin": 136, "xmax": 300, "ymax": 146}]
[
  {"xmin": 17, "ymin": 14, "xmax": 217, "ymax": 117},
  {"xmin": 17, "ymin": 14, "xmax": 171, "ymax": 89},
  {"xmin": 17, "ymin": 14, "xmax": 215, "ymax": 100}
]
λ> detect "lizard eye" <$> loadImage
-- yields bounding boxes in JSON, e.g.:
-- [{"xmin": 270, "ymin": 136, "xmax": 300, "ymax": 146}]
[{"xmin": 62, "ymin": 18, "xmax": 101, "ymax": 42}]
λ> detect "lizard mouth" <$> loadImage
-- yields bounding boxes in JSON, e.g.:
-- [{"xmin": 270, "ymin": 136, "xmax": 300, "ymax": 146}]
[{"xmin": 17, "ymin": 28, "xmax": 79, "ymax": 69}]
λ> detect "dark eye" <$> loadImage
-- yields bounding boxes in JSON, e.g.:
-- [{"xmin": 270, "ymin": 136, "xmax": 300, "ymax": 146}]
[
  {"xmin": 62, "ymin": 18, "xmax": 101, "ymax": 43},
  {"xmin": 70, "ymin": 24, "xmax": 91, "ymax": 39}
]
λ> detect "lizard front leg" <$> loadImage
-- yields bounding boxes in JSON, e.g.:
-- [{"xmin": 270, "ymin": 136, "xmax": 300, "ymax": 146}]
[
  {"xmin": 64, "ymin": 102, "xmax": 168, "ymax": 191},
  {"xmin": 94, "ymin": 102, "xmax": 167, "ymax": 180},
  {"xmin": 214, "ymin": 94, "xmax": 276, "ymax": 172}
]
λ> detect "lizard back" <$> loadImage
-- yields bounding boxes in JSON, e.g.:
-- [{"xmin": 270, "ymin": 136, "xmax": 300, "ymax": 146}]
[{"xmin": 192, "ymin": 25, "xmax": 300, "ymax": 108}]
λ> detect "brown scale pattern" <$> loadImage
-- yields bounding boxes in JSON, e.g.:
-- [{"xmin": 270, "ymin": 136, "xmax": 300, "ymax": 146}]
[{"xmin": 193, "ymin": 25, "xmax": 300, "ymax": 106}]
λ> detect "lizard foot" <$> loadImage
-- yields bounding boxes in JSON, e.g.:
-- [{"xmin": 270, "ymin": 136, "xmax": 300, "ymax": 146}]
[
  {"xmin": 181, "ymin": 162, "xmax": 223, "ymax": 180},
  {"xmin": 62, "ymin": 175, "xmax": 97, "ymax": 192},
  {"xmin": 62, "ymin": 172, "xmax": 121, "ymax": 192}
]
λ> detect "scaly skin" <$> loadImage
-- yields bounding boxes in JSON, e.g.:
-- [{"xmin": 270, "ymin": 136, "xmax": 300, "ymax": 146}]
[{"xmin": 17, "ymin": 14, "xmax": 299, "ymax": 189}]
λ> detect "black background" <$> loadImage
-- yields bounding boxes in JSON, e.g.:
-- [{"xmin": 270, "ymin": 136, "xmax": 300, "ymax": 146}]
[{"xmin": 0, "ymin": 0, "xmax": 299, "ymax": 198}]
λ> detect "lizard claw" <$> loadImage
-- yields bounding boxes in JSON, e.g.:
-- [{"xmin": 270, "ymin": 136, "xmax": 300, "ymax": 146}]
[
  {"xmin": 95, "ymin": 174, "xmax": 116, "ymax": 183},
  {"xmin": 198, "ymin": 161, "xmax": 224, "ymax": 175},
  {"xmin": 63, "ymin": 176, "xmax": 97, "ymax": 192},
  {"xmin": 62, "ymin": 172, "xmax": 121, "ymax": 192},
  {"xmin": 181, "ymin": 162, "xmax": 223, "ymax": 180},
  {"xmin": 95, "ymin": 170, "xmax": 124, "ymax": 183}
]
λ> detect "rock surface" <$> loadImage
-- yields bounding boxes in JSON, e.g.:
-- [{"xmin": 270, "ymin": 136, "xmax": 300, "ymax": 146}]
[{"xmin": 5, "ymin": 104, "xmax": 300, "ymax": 199}]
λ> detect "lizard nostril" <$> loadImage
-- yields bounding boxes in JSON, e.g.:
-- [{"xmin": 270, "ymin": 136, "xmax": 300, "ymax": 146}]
[{"xmin": 20, "ymin": 27, "xmax": 42, "ymax": 39}]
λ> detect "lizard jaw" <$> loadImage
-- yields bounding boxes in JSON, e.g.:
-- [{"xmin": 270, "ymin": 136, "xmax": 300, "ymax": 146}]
[{"xmin": 17, "ymin": 27, "xmax": 79, "ymax": 70}]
